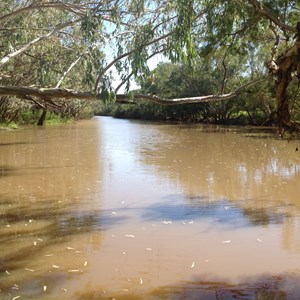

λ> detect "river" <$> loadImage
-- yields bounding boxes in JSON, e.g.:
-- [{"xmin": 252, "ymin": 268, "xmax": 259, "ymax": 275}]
[{"xmin": 1, "ymin": 117, "xmax": 300, "ymax": 299}]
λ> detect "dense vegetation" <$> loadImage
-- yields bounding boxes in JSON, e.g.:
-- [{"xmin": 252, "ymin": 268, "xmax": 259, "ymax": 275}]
[
  {"xmin": 1, "ymin": 1, "xmax": 300, "ymax": 131},
  {"xmin": 99, "ymin": 61, "xmax": 280, "ymax": 126}
]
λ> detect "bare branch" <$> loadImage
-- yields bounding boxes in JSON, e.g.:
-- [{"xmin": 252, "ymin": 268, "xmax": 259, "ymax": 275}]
[
  {"xmin": 0, "ymin": 78, "xmax": 265, "ymax": 104},
  {"xmin": 0, "ymin": 2, "xmax": 85, "ymax": 22},
  {"xmin": 94, "ymin": 31, "xmax": 173, "ymax": 90},
  {"xmin": 0, "ymin": 86, "xmax": 97, "ymax": 100},
  {"xmin": 56, "ymin": 54, "xmax": 85, "ymax": 88},
  {"xmin": 117, "ymin": 78, "xmax": 266, "ymax": 105},
  {"xmin": 0, "ymin": 17, "xmax": 83, "ymax": 66}
]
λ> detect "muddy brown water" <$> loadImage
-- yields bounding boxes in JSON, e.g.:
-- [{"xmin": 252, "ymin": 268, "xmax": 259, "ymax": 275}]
[{"xmin": 1, "ymin": 117, "xmax": 300, "ymax": 299}]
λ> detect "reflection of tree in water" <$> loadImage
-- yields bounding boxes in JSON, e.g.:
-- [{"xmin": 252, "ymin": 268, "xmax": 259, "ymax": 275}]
[
  {"xmin": 0, "ymin": 193, "xmax": 126, "ymax": 294},
  {"xmin": 136, "ymin": 124, "xmax": 300, "ymax": 207},
  {"xmin": 242, "ymin": 207, "xmax": 288, "ymax": 226},
  {"xmin": 185, "ymin": 194, "xmax": 289, "ymax": 227},
  {"xmin": 0, "ymin": 165, "xmax": 15, "ymax": 177},
  {"xmin": 77, "ymin": 274, "xmax": 298, "ymax": 300}
]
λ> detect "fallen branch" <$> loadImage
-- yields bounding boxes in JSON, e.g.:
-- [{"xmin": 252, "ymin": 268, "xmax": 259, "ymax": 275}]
[
  {"xmin": 0, "ymin": 78, "xmax": 265, "ymax": 104},
  {"xmin": 120, "ymin": 78, "xmax": 266, "ymax": 105}
]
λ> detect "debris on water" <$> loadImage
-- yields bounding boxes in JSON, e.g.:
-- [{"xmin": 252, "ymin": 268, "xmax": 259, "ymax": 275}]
[
  {"xmin": 84, "ymin": 261, "xmax": 88, "ymax": 267},
  {"xmin": 52, "ymin": 265, "xmax": 60, "ymax": 269},
  {"xmin": 5, "ymin": 270, "xmax": 10, "ymax": 275},
  {"xmin": 125, "ymin": 234, "xmax": 135, "ymax": 238},
  {"xmin": 222, "ymin": 240, "xmax": 231, "ymax": 244},
  {"xmin": 145, "ymin": 248, "xmax": 152, "ymax": 251},
  {"xmin": 43, "ymin": 285, "xmax": 47, "ymax": 292},
  {"xmin": 191, "ymin": 262, "xmax": 195, "ymax": 268},
  {"xmin": 162, "ymin": 221, "xmax": 172, "ymax": 224},
  {"xmin": 68, "ymin": 269, "xmax": 81, "ymax": 273},
  {"xmin": 62, "ymin": 288, "xmax": 68, "ymax": 292},
  {"xmin": 257, "ymin": 238, "xmax": 263, "ymax": 243},
  {"xmin": 122, "ymin": 251, "xmax": 127, "ymax": 255},
  {"xmin": 66, "ymin": 247, "xmax": 75, "ymax": 250},
  {"xmin": 44, "ymin": 254, "xmax": 53, "ymax": 257},
  {"xmin": 33, "ymin": 241, "xmax": 37, "ymax": 246},
  {"xmin": 140, "ymin": 278, "xmax": 143, "ymax": 285},
  {"xmin": 12, "ymin": 284, "xmax": 19, "ymax": 290},
  {"xmin": 12, "ymin": 296, "xmax": 21, "ymax": 300},
  {"xmin": 25, "ymin": 268, "xmax": 34, "ymax": 272},
  {"xmin": 111, "ymin": 211, "xmax": 117, "ymax": 215},
  {"xmin": 121, "ymin": 289, "xmax": 129, "ymax": 292},
  {"xmin": 189, "ymin": 221, "xmax": 194, "ymax": 224},
  {"xmin": 204, "ymin": 259, "xmax": 209, "ymax": 263},
  {"xmin": 37, "ymin": 238, "xmax": 43, "ymax": 242},
  {"xmin": 6, "ymin": 224, "xmax": 10, "ymax": 228}
]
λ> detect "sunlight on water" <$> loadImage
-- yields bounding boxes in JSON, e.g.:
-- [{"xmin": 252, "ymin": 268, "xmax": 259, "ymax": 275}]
[{"xmin": 1, "ymin": 118, "xmax": 300, "ymax": 299}]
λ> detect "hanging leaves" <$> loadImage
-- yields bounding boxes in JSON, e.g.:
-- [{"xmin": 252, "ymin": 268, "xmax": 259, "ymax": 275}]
[{"xmin": 80, "ymin": 11, "xmax": 102, "ymax": 43}]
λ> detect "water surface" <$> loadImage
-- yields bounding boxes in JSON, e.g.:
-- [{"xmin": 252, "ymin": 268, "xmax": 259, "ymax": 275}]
[{"xmin": 1, "ymin": 117, "xmax": 300, "ymax": 299}]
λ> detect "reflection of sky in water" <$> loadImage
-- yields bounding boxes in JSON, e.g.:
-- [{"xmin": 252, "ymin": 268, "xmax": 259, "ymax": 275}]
[{"xmin": 138, "ymin": 194, "xmax": 288, "ymax": 228}]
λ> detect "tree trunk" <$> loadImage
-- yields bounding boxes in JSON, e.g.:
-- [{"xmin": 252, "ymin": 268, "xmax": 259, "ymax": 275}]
[
  {"xmin": 37, "ymin": 109, "xmax": 47, "ymax": 126},
  {"xmin": 276, "ymin": 68, "xmax": 292, "ymax": 130}
]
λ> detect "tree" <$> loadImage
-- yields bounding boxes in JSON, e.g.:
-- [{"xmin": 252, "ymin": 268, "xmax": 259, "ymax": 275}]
[{"xmin": 1, "ymin": 1, "xmax": 300, "ymax": 131}]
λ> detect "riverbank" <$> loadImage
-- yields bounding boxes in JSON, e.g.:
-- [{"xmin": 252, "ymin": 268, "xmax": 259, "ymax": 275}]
[{"xmin": 97, "ymin": 101, "xmax": 277, "ymax": 127}]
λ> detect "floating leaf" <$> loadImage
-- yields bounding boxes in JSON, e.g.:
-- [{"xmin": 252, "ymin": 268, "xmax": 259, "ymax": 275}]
[
  {"xmin": 222, "ymin": 240, "xmax": 231, "ymax": 244},
  {"xmin": 52, "ymin": 265, "xmax": 60, "ymax": 269},
  {"xmin": 162, "ymin": 221, "xmax": 172, "ymax": 224},
  {"xmin": 125, "ymin": 234, "xmax": 135, "ymax": 238}
]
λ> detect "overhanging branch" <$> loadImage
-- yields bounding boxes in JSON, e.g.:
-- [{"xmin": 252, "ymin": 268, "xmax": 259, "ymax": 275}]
[{"xmin": 0, "ymin": 78, "xmax": 265, "ymax": 104}]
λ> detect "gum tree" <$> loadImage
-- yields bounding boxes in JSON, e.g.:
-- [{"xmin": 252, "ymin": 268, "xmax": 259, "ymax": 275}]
[{"xmin": 0, "ymin": 0, "xmax": 300, "ymax": 131}]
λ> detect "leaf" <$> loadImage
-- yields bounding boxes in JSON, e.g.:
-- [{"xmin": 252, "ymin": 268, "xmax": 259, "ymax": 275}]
[
  {"xmin": 222, "ymin": 240, "xmax": 231, "ymax": 244},
  {"xmin": 125, "ymin": 234, "xmax": 135, "ymax": 238}
]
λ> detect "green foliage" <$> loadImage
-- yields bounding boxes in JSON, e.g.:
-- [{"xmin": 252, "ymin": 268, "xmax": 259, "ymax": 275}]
[
  {"xmin": 2, "ymin": 0, "xmax": 300, "ymax": 126},
  {"xmin": 81, "ymin": 11, "xmax": 102, "ymax": 43}
]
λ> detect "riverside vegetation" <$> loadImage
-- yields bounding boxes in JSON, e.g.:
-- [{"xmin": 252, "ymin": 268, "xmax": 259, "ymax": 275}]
[{"xmin": 1, "ymin": 1, "xmax": 300, "ymax": 132}]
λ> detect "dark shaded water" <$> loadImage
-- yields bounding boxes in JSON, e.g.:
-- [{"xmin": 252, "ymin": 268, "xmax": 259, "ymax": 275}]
[{"xmin": 1, "ymin": 117, "xmax": 300, "ymax": 299}]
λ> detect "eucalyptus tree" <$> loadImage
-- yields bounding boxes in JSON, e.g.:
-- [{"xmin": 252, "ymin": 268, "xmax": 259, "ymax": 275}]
[{"xmin": 0, "ymin": 0, "xmax": 300, "ymax": 131}]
